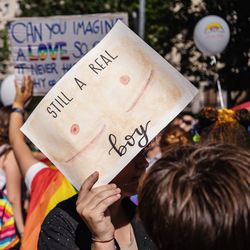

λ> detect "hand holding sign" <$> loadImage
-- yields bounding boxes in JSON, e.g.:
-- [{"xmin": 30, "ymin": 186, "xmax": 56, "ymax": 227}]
[{"xmin": 76, "ymin": 172, "xmax": 120, "ymax": 242}]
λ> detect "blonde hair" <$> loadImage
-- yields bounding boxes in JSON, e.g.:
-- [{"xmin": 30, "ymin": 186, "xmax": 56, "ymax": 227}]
[{"xmin": 216, "ymin": 109, "xmax": 237, "ymax": 125}]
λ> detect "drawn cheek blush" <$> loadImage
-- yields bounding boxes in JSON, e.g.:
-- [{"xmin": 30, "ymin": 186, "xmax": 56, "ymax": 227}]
[
  {"xmin": 70, "ymin": 124, "xmax": 80, "ymax": 135},
  {"xmin": 120, "ymin": 75, "xmax": 130, "ymax": 85}
]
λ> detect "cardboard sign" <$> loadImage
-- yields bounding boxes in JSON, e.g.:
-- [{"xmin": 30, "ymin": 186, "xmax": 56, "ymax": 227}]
[
  {"xmin": 21, "ymin": 21, "xmax": 198, "ymax": 190},
  {"xmin": 8, "ymin": 13, "xmax": 128, "ymax": 95}
]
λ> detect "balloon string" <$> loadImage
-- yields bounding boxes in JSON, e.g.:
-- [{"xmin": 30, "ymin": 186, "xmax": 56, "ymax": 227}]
[
  {"xmin": 210, "ymin": 56, "xmax": 225, "ymax": 109},
  {"xmin": 216, "ymin": 79, "xmax": 224, "ymax": 108}
]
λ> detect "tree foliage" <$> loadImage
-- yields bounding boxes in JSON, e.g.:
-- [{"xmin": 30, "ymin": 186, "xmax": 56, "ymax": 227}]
[{"xmin": 0, "ymin": 29, "xmax": 10, "ymax": 74}]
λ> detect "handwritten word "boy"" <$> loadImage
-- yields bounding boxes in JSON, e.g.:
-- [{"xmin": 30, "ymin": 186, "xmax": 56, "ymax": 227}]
[
  {"xmin": 89, "ymin": 50, "xmax": 118, "ymax": 75},
  {"xmin": 108, "ymin": 120, "xmax": 151, "ymax": 157}
]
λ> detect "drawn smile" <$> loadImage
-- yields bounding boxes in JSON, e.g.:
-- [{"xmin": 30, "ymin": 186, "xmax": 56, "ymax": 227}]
[
  {"xmin": 126, "ymin": 69, "xmax": 154, "ymax": 112},
  {"xmin": 65, "ymin": 125, "xmax": 106, "ymax": 163}
]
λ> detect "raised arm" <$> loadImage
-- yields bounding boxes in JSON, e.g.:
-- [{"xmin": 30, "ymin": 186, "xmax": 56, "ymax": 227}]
[
  {"xmin": 4, "ymin": 150, "xmax": 24, "ymax": 235},
  {"xmin": 9, "ymin": 76, "xmax": 38, "ymax": 176}
]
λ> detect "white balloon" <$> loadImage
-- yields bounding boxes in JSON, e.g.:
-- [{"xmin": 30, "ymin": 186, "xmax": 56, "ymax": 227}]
[
  {"xmin": 194, "ymin": 15, "xmax": 230, "ymax": 56},
  {"xmin": 0, "ymin": 74, "xmax": 16, "ymax": 106}
]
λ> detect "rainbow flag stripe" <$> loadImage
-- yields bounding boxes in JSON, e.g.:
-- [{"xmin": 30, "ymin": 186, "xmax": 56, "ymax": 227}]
[
  {"xmin": 0, "ymin": 193, "xmax": 19, "ymax": 250},
  {"xmin": 21, "ymin": 167, "xmax": 76, "ymax": 250}
]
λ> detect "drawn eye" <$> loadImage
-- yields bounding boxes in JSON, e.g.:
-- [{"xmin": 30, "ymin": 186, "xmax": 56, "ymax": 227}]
[
  {"xmin": 120, "ymin": 75, "xmax": 130, "ymax": 85},
  {"xmin": 70, "ymin": 124, "xmax": 80, "ymax": 135}
]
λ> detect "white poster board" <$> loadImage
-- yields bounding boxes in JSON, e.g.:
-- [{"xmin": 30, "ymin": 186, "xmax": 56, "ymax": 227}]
[
  {"xmin": 21, "ymin": 21, "xmax": 198, "ymax": 190},
  {"xmin": 8, "ymin": 13, "xmax": 128, "ymax": 95}
]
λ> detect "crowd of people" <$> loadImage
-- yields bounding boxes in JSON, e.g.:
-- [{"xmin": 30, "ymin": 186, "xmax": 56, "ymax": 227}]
[{"xmin": 0, "ymin": 76, "xmax": 250, "ymax": 250}]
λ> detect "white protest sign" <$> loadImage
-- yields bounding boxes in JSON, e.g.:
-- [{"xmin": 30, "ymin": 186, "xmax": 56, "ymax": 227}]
[
  {"xmin": 21, "ymin": 21, "xmax": 198, "ymax": 190},
  {"xmin": 7, "ymin": 13, "xmax": 128, "ymax": 95}
]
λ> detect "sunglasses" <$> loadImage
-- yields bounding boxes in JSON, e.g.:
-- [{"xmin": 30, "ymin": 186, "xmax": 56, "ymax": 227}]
[{"xmin": 182, "ymin": 119, "xmax": 193, "ymax": 126}]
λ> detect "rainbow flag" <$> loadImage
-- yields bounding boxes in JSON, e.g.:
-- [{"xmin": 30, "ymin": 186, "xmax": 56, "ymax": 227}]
[
  {"xmin": 21, "ymin": 167, "xmax": 76, "ymax": 250},
  {"xmin": 0, "ymin": 192, "xmax": 19, "ymax": 250}
]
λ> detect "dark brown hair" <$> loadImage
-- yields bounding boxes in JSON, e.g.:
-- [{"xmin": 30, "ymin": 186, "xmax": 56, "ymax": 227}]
[
  {"xmin": 138, "ymin": 144, "xmax": 250, "ymax": 250},
  {"xmin": 0, "ymin": 106, "xmax": 11, "ymax": 147}
]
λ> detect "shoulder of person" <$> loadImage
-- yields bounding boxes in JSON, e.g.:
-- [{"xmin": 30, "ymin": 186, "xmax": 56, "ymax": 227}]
[
  {"xmin": 45, "ymin": 194, "xmax": 80, "ymax": 225},
  {"xmin": 39, "ymin": 194, "xmax": 92, "ymax": 249}
]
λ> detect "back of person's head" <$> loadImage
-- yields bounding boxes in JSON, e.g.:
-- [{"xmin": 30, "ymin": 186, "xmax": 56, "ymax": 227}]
[
  {"xmin": 159, "ymin": 124, "xmax": 191, "ymax": 155},
  {"xmin": 0, "ymin": 106, "xmax": 11, "ymax": 146},
  {"xmin": 198, "ymin": 107, "xmax": 250, "ymax": 148},
  {"xmin": 138, "ymin": 143, "xmax": 250, "ymax": 250}
]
